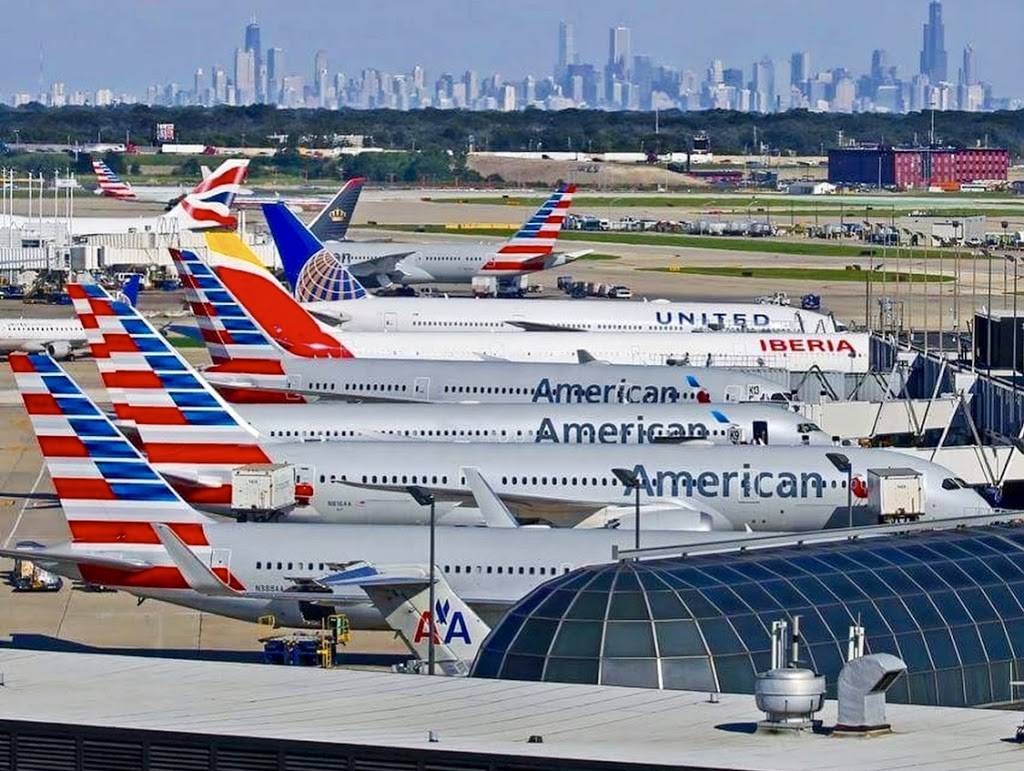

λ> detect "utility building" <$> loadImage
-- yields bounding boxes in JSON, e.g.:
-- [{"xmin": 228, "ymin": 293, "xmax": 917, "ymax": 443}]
[{"xmin": 828, "ymin": 145, "xmax": 1009, "ymax": 189}]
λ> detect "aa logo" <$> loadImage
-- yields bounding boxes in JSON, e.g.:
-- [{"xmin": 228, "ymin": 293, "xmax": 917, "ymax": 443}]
[{"xmin": 412, "ymin": 599, "xmax": 472, "ymax": 645}]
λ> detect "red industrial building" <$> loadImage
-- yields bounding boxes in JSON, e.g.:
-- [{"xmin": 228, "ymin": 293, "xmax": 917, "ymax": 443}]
[{"xmin": 828, "ymin": 145, "xmax": 1009, "ymax": 189}]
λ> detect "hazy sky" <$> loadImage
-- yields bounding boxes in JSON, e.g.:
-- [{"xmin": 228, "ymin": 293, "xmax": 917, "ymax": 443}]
[{"xmin": 3, "ymin": 0, "xmax": 1022, "ymax": 97}]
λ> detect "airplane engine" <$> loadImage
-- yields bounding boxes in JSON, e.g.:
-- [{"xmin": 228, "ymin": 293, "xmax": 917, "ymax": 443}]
[{"xmin": 45, "ymin": 341, "xmax": 73, "ymax": 360}]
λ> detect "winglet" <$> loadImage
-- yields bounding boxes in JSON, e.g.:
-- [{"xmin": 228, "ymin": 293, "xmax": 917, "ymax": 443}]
[
  {"xmin": 461, "ymin": 467, "xmax": 519, "ymax": 528},
  {"xmin": 153, "ymin": 523, "xmax": 238, "ymax": 597}
]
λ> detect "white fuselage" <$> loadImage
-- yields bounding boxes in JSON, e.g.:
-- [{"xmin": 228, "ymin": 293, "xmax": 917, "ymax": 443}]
[
  {"xmin": 0, "ymin": 318, "xmax": 87, "ymax": 357},
  {"xmin": 3, "ymin": 213, "xmax": 182, "ymax": 236},
  {"xmin": 203, "ymin": 355, "xmax": 792, "ymax": 405},
  {"xmin": 239, "ymin": 401, "xmax": 832, "ymax": 446},
  {"xmin": 53, "ymin": 524, "xmax": 758, "ymax": 629},
  {"xmin": 323, "ymin": 330, "xmax": 870, "ymax": 373},
  {"xmin": 325, "ymin": 240, "xmax": 546, "ymax": 284},
  {"xmin": 150, "ymin": 441, "xmax": 986, "ymax": 530},
  {"xmin": 306, "ymin": 296, "xmax": 841, "ymax": 334}
]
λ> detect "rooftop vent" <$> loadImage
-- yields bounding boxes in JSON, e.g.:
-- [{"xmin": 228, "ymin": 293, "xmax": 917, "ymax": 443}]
[{"xmin": 754, "ymin": 617, "xmax": 825, "ymax": 733}]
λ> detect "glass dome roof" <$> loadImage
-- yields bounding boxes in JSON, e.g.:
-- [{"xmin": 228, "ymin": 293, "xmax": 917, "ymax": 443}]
[{"xmin": 472, "ymin": 523, "xmax": 1024, "ymax": 707}]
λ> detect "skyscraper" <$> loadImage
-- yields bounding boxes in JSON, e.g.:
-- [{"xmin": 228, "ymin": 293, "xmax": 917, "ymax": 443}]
[
  {"xmin": 556, "ymin": 21, "xmax": 575, "ymax": 81},
  {"xmin": 608, "ymin": 26, "xmax": 631, "ymax": 74},
  {"xmin": 920, "ymin": 0, "xmax": 948, "ymax": 83},
  {"xmin": 233, "ymin": 48, "xmax": 255, "ymax": 105},
  {"xmin": 313, "ymin": 49, "xmax": 329, "ymax": 105},
  {"xmin": 871, "ymin": 49, "xmax": 889, "ymax": 82},
  {"xmin": 266, "ymin": 47, "xmax": 283, "ymax": 104},
  {"xmin": 961, "ymin": 44, "xmax": 977, "ymax": 85},
  {"xmin": 244, "ymin": 16, "xmax": 263, "ymax": 102},
  {"xmin": 790, "ymin": 52, "xmax": 809, "ymax": 86}
]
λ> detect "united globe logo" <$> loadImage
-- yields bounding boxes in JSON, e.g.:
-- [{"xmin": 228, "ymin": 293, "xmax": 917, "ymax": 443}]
[{"xmin": 294, "ymin": 249, "xmax": 366, "ymax": 302}]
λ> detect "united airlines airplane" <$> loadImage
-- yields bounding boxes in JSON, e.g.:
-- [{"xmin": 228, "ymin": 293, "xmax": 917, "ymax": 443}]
[
  {"xmin": 264, "ymin": 200, "xmax": 842, "ymax": 334},
  {"xmin": 186, "ymin": 233, "xmax": 870, "ymax": 373}
]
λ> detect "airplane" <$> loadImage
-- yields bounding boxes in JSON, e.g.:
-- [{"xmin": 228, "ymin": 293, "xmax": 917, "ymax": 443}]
[
  {"xmin": 1, "ymin": 352, "xmax": 773, "ymax": 645},
  {"xmin": 8, "ymin": 159, "xmax": 249, "ymax": 236},
  {"xmin": 73, "ymin": 283, "xmax": 986, "ymax": 531},
  {"xmin": 232, "ymin": 400, "xmax": 833, "ymax": 447},
  {"xmin": 163, "ymin": 244, "xmax": 789, "ymax": 405},
  {"xmin": 0, "ymin": 275, "xmax": 140, "ymax": 359},
  {"xmin": 306, "ymin": 177, "xmax": 365, "ymax": 242},
  {"xmin": 264, "ymin": 200, "xmax": 843, "ymax": 334},
  {"xmin": 91, "ymin": 160, "xmax": 139, "ymax": 200},
  {"xmin": 188, "ymin": 233, "xmax": 871, "ymax": 373},
  {"xmin": 285, "ymin": 182, "xmax": 591, "ymax": 287}
]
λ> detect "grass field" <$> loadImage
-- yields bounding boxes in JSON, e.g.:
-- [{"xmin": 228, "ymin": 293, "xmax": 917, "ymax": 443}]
[
  {"xmin": 430, "ymin": 195, "xmax": 1024, "ymax": 219},
  {"xmin": 380, "ymin": 224, "xmax": 947, "ymax": 259},
  {"xmin": 642, "ymin": 266, "xmax": 954, "ymax": 283}
]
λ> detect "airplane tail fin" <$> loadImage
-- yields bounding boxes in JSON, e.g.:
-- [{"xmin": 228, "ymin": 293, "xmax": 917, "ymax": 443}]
[
  {"xmin": 163, "ymin": 158, "xmax": 250, "ymax": 231},
  {"xmin": 263, "ymin": 202, "xmax": 369, "ymax": 302},
  {"xmin": 192, "ymin": 232, "xmax": 354, "ymax": 359},
  {"xmin": 92, "ymin": 160, "xmax": 136, "ymax": 200},
  {"xmin": 497, "ymin": 182, "xmax": 576, "ymax": 257},
  {"xmin": 118, "ymin": 273, "xmax": 141, "ymax": 307},
  {"xmin": 308, "ymin": 176, "xmax": 364, "ymax": 242},
  {"xmin": 67, "ymin": 282, "xmax": 268, "ymax": 501},
  {"xmin": 10, "ymin": 352, "xmax": 214, "ymax": 544}
]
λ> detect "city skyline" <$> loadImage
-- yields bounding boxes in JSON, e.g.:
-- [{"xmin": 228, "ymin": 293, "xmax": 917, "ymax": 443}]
[{"xmin": 3, "ymin": 0, "xmax": 1022, "ymax": 114}]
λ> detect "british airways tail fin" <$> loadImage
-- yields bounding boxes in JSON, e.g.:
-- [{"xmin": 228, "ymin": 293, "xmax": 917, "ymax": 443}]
[
  {"xmin": 162, "ymin": 158, "xmax": 250, "ymax": 231},
  {"xmin": 263, "ymin": 202, "xmax": 369, "ymax": 302},
  {"xmin": 10, "ymin": 351, "xmax": 214, "ymax": 545},
  {"xmin": 92, "ymin": 160, "xmax": 136, "ymax": 200},
  {"xmin": 308, "ymin": 177, "xmax": 364, "ymax": 242}
]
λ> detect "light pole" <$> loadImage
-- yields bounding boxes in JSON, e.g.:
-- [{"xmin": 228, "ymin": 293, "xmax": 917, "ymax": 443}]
[
  {"xmin": 1007, "ymin": 255, "xmax": 1020, "ymax": 428},
  {"xmin": 612, "ymin": 467, "xmax": 641, "ymax": 553},
  {"xmin": 406, "ymin": 485, "xmax": 437, "ymax": 675},
  {"xmin": 826, "ymin": 453, "xmax": 854, "ymax": 528}
]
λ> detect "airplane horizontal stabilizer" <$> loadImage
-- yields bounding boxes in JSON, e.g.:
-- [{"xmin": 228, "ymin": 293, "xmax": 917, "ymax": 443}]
[
  {"xmin": 153, "ymin": 524, "xmax": 237, "ymax": 598},
  {"xmin": 0, "ymin": 546, "xmax": 153, "ymax": 572}
]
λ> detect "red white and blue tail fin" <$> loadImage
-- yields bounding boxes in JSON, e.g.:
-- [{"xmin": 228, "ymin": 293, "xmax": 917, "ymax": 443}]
[
  {"xmin": 162, "ymin": 158, "xmax": 250, "ymax": 231},
  {"xmin": 92, "ymin": 160, "xmax": 136, "ymax": 200},
  {"xmin": 68, "ymin": 282, "xmax": 268, "ymax": 502},
  {"xmin": 481, "ymin": 183, "xmax": 577, "ymax": 274},
  {"xmin": 10, "ymin": 352, "xmax": 212, "ymax": 545}
]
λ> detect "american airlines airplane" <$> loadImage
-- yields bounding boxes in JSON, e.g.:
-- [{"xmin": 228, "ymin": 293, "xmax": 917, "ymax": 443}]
[
  {"xmin": 74, "ymin": 283, "xmax": 984, "ymax": 531},
  {"xmin": 288, "ymin": 183, "xmax": 590, "ymax": 287},
  {"xmin": 8, "ymin": 159, "xmax": 249, "ymax": 236},
  {"xmin": 1, "ymin": 354, "xmax": 773, "ymax": 636},
  {"xmin": 185, "ymin": 235, "xmax": 871, "ymax": 373},
  {"xmin": 264, "ymin": 200, "xmax": 842, "ymax": 334},
  {"xmin": 0, "ymin": 275, "xmax": 139, "ymax": 359},
  {"xmin": 235, "ymin": 401, "xmax": 833, "ymax": 446}
]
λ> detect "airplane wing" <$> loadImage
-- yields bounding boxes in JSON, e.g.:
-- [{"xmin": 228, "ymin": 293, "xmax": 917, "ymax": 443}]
[
  {"xmin": 346, "ymin": 252, "xmax": 416, "ymax": 283},
  {"xmin": 0, "ymin": 544, "xmax": 153, "ymax": 572},
  {"xmin": 505, "ymin": 321, "xmax": 585, "ymax": 332}
]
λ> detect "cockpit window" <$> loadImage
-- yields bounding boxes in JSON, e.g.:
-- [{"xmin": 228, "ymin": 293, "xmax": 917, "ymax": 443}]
[
  {"xmin": 796, "ymin": 422, "xmax": 820, "ymax": 434},
  {"xmin": 941, "ymin": 478, "xmax": 962, "ymax": 490}
]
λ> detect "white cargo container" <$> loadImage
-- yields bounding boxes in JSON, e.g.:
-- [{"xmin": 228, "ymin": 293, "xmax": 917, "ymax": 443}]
[
  {"xmin": 231, "ymin": 464, "xmax": 296, "ymax": 512},
  {"xmin": 867, "ymin": 468, "xmax": 923, "ymax": 521}
]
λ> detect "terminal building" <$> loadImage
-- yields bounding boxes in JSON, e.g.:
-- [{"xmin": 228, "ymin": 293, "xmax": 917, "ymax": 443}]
[
  {"xmin": 827, "ymin": 145, "xmax": 1009, "ymax": 189},
  {"xmin": 473, "ymin": 521, "xmax": 1024, "ymax": 708}
]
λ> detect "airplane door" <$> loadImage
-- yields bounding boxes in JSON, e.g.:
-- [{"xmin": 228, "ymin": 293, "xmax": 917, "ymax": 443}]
[
  {"xmin": 383, "ymin": 312, "xmax": 398, "ymax": 331},
  {"xmin": 753, "ymin": 421, "xmax": 769, "ymax": 445},
  {"xmin": 413, "ymin": 377, "xmax": 430, "ymax": 399}
]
